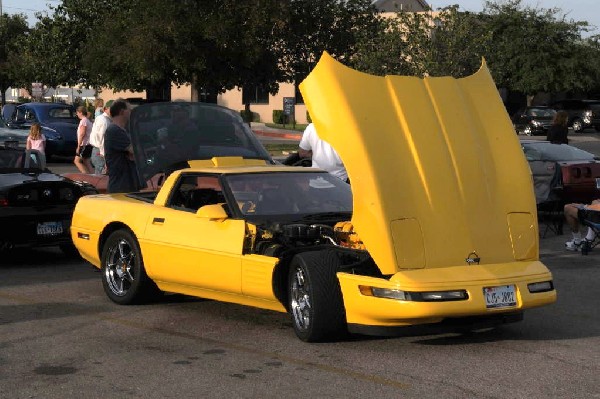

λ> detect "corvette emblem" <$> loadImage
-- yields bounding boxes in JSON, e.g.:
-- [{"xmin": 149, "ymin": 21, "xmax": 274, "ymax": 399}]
[{"xmin": 465, "ymin": 251, "xmax": 480, "ymax": 265}]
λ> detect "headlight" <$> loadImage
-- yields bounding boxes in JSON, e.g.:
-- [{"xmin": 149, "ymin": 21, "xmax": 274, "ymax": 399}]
[
  {"xmin": 531, "ymin": 120, "xmax": 541, "ymax": 127},
  {"xmin": 359, "ymin": 286, "xmax": 468, "ymax": 302}
]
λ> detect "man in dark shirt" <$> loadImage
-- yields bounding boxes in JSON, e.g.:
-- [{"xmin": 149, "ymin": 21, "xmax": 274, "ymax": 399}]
[{"xmin": 104, "ymin": 100, "xmax": 142, "ymax": 193}]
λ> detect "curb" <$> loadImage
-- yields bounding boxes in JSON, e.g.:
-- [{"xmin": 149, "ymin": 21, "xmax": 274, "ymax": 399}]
[{"xmin": 252, "ymin": 129, "xmax": 302, "ymax": 140}]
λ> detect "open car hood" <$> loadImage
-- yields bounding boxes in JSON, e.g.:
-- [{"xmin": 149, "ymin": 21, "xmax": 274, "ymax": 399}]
[
  {"xmin": 300, "ymin": 53, "xmax": 537, "ymax": 274},
  {"xmin": 129, "ymin": 102, "xmax": 272, "ymax": 182}
]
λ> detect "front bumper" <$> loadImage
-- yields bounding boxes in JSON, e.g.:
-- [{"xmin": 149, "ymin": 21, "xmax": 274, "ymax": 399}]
[{"xmin": 337, "ymin": 260, "xmax": 556, "ymax": 328}]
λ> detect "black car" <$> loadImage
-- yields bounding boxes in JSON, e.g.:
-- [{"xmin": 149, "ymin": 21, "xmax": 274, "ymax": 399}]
[
  {"xmin": 549, "ymin": 99, "xmax": 600, "ymax": 132},
  {"xmin": 512, "ymin": 106, "xmax": 556, "ymax": 136},
  {"xmin": 0, "ymin": 144, "xmax": 97, "ymax": 253}
]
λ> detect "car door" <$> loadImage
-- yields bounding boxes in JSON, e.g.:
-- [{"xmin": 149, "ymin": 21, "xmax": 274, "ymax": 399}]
[{"xmin": 141, "ymin": 173, "xmax": 245, "ymax": 293}]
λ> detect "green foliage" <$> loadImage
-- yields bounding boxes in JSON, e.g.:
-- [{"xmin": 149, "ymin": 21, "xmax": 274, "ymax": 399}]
[
  {"xmin": 273, "ymin": 110, "xmax": 286, "ymax": 124},
  {"xmin": 0, "ymin": 13, "xmax": 29, "ymax": 105},
  {"xmin": 7, "ymin": 0, "xmax": 600, "ymax": 104},
  {"xmin": 240, "ymin": 110, "xmax": 259, "ymax": 122}
]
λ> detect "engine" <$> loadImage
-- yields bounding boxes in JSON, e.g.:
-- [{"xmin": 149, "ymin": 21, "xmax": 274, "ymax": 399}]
[{"xmin": 247, "ymin": 221, "xmax": 366, "ymax": 257}]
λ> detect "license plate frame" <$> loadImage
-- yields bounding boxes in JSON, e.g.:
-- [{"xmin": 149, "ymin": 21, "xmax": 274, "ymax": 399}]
[
  {"xmin": 483, "ymin": 285, "xmax": 517, "ymax": 309},
  {"xmin": 36, "ymin": 221, "xmax": 64, "ymax": 236}
]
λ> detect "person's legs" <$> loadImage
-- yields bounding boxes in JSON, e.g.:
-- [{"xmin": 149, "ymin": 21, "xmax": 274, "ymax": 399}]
[
  {"xmin": 90, "ymin": 147, "xmax": 105, "ymax": 174},
  {"xmin": 73, "ymin": 155, "xmax": 88, "ymax": 173},
  {"xmin": 564, "ymin": 203, "xmax": 583, "ymax": 250}
]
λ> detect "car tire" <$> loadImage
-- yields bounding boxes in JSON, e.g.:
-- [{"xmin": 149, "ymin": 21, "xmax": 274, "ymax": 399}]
[
  {"xmin": 288, "ymin": 250, "xmax": 347, "ymax": 342},
  {"xmin": 572, "ymin": 118, "xmax": 583, "ymax": 133},
  {"xmin": 101, "ymin": 229, "xmax": 160, "ymax": 305}
]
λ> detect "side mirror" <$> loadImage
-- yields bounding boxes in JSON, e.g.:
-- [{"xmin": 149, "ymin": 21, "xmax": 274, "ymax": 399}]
[{"xmin": 196, "ymin": 204, "xmax": 228, "ymax": 220}]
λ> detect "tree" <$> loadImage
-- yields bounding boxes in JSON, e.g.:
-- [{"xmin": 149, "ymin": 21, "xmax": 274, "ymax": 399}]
[
  {"xmin": 0, "ymin": 13, "xmax": 29, "ymax": 105},
  {"xmin": 280, "ymin": 0, "xmax": 381, "ymax": 90},
  {"xmin": 483, "ymin": 0, "xmax": 594, "ymax": 100}
]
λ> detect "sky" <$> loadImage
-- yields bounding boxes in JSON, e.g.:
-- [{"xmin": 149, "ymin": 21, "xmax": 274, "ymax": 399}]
[
  {"xmin": 4, "ymin": 0, "xmax": 599, "ymax": 36},
  {"xmin": 429, "ymin": 0, "xmax": 599, "ymax": 36}
]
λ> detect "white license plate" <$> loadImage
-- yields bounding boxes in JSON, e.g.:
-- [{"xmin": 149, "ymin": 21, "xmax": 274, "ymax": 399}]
[
  {"xmin": 483, "ymin": 285, "xmax": 516, "ymax": 309},
  {"xmin": 37, "ymin": 222, "xmax": 63, "ymax": 236}
]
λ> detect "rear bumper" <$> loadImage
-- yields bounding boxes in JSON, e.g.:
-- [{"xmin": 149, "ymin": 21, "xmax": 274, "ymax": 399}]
[
  {"xmin": 0, "ymin": 214, "xmax": 72, "ymax": 247},
  {"xmin": 337, "ymin": 260, "xmax": 556, "ymax": 328}
]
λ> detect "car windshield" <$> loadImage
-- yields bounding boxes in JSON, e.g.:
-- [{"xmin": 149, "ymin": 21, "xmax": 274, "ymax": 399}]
[
  {"xmin": 225, "ymin": 172, "xmax": 352, "ymax": 216},
  {"xmin": 527, "ymin": 108, "xmax": 555, "ymax": 117},
  {"xmin": 0, "ymin": 148, "xmax": 43, "ymax": 171},
  {"xmin": 522, "ymin": 142, "xmax": 596, "ymax": 162},
  {"xmin": 130, "ymin": 102, "xmax": 272, "ymax": 181}
]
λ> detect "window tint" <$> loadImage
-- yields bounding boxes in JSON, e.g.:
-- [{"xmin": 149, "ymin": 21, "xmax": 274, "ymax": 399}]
[
  {"xmin": 523, "ymin": 142, "xmax": 595, "ymax": 162},
  {"xmin": 242, "ymin": 85, "xmax": 269, "ymax": 104},
  {"xmin": 48, "ymin": 107, "xmax": 76, "ymax": 119},
  {"xmin": 168, "ymin": 174, "xmax": 225, "ymax": 212}
]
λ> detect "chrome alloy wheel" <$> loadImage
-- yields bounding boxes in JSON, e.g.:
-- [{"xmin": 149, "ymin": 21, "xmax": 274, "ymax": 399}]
[
  {"xmin": 290, "ymin": 266, "xmax": 311, "ymax": 332},
  {"xmin": 105, "ymin": 238, "xmax": 136, "ymax": 297}
]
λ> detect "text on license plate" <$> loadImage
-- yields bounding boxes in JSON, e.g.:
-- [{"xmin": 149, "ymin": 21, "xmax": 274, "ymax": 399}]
[
  {"xmin": 37, "ymin": 222, "xmax": 63, "ymax": 236},
  {"xmin": 483, "ymin": 285, "xmax": 516, "ymax": 309}
]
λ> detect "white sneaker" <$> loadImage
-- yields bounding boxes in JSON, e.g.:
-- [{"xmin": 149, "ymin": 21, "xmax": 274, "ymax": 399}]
[{"xmin": 565, "ymin": 239, "xmax": 582, "ymax": 251}]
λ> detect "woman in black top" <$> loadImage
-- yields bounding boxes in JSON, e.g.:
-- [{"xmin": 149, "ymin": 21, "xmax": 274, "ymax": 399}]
[{"xmin": 546, "ymin": 110, "xmax": 569, "ymax": 144}]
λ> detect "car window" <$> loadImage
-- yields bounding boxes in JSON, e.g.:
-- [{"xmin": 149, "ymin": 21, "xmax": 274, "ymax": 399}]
[
  {"xmin": 527, "ymin": 108, "xmax": 555, "ymax": 117},
  {"xmin": 522, "ymin": 142, "xmax": 595, "ymax": 162},
  {"xmin": 25, "ymin": 110, "xmax": 37, "ymax": 123},
  {"xmin": 167, "ymin": 174, "xmax": 225, "ymax": 212},
  {"xmin": 48, "ymin": 107, "xmax": 76, "ymax": 119}
]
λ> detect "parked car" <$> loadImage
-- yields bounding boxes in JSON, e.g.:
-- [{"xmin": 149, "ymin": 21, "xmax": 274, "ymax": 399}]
[
  {"xmin": 0, "ymin": 144, "xmax": 97, "ymax": 253},
  {"xmin": 2, "ymin": 103, "xmax": 79, "ymax": 159},
  {"xmin": 549, "ymin": 99, "xmax": 600, "ymax": 133},
  {"xmin": 511, "ymin": 106, "xmax": 556, "ymax": 136},
  {"xmin": 0, "ymin": 117, "xmax": 28, "ymax": 147},
  {"xmin": 70, "ymin": 56, "xmax": 556, "ymax": 342},
  {"xmin": 521, "ymin": 139, "xmax": 600, "ymax": 204}
]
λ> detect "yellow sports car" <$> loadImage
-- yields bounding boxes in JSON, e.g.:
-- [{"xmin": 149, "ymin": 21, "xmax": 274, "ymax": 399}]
[{"xmin": 71, "ymin": 53, "xmax": 556, "ymax": 342}]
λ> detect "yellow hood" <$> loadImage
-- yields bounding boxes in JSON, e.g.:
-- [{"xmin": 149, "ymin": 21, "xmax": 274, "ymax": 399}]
[{"xmin": 299, "ymin": 53, "xmax": 537, "ymax": 274}]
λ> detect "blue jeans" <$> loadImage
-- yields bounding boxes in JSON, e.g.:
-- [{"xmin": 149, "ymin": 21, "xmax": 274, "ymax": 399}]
[{"xmin": 91, "ymin": 146, "xmax": 105, "ymax": 175}]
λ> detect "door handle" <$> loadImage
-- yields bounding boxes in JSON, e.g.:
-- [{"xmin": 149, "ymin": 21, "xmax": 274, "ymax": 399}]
[{"xmin": 152, "ymin": 217, "xmax": 165, "ymax": 224}]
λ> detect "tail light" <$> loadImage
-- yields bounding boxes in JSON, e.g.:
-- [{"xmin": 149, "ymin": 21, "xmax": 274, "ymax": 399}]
[{"xmin": 0, "ymin": 194, "xmax": 8, "ymax": 206}]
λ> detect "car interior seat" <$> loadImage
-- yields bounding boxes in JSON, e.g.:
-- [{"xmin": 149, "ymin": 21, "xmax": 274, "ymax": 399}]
[{"xmin": 185, "ymin": 188, "xmax": 223, "ymax": 211}]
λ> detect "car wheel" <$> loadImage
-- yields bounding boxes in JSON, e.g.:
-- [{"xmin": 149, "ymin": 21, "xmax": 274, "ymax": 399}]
[
  {"xmin": 523, "ymin": 125, "xmax": 532, "ymax": 136},
  {"xmin": 572, "ymin": 118, "xmax": 583, "ymax": 133},
  {"xmin": 101, "ymin": 229, "xmax": 160, "ymax": 305},
  {"xmin": 288, "ymin": 250, "xmax": 346, "ymax": 342}
]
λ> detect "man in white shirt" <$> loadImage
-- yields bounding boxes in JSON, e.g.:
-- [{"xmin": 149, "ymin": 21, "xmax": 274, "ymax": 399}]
[
  {"xmin": 89, "ymin": 105, "xmax": 112, "ymax": 174},
  {"xmin": 299, "ymin": 123, "xmax": 348, "ymax": 182}
]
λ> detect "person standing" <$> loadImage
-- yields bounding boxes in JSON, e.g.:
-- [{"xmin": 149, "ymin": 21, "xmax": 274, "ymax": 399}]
[
  {"xmin": 299, "ymin": 123, "xmax": 348, "ymax": 182},
  {"xmin": 89, "ymin": 105, "xmax": 111, "ymax": 174},
  {"xmin": 26, "ymin": 123, "xmax": 46, "ymax": 155},
  {"xmin": 546, "ymin": 110, "xmax": 569, "ymax": 144},
  {"xmin": 94, "ymin": 98, "xmax": 105, "ymax": 118},
  {"xmin": 104, "ymin": 100, "xmax": 142, "ymax": 193},
  {"xmin": 74, "ymin": 106, "xmax": 93, "ymax": 173}
]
